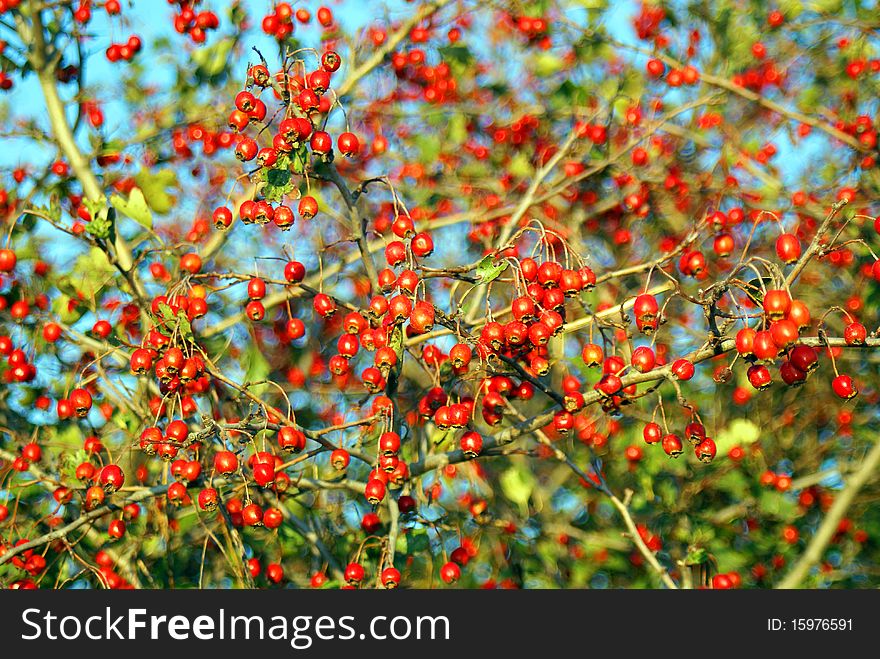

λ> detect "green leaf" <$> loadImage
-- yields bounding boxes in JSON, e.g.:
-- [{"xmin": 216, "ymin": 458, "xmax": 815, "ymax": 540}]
[
  {"xmin": 715, "ymin": 418, "xmax": 761, "ymax": 456},
  {"xmin": 134, "ymin": 169, "xmax": 177, "ymax": 215},
  {"xmin": 86, "ymin": 214, "xmax": 112, "ymax": 240},
  {"xmin": 507, "ymin": 152, "xmax": 533, "ymax": 178},
  {"xmin": 82, "ymin": 195, "xmax": 108, "ymax": 220},
  {"xmin": 389, "ymin": 324, "xmax": 404, "ymax": 381},
  {"xmin": 447, "ymin": 113, "xmax": 468, "ymax": 146},
  {"xmin": 261, "ymin": 152, "xmax": 299, "ymax": 202},
  {"xmin": 192, "ymin": 37, "xmax": 235, "ymax": 78},
  {"xmin": 534, "ymin": 53, "xmax": 564, "ymax": 77},
  {"xmin": 243, "ymin": 344, "xmax": 271, "ymax": 395},
  {"xmin": 177, "ymin": 311, "xmax": 194, "ymax": 342},
  {"xmin": 110, "ymin": 187, "xmax": 153, "ymax": 229},
  {"xmin": 414, "ymin": 134, "xmax": 441, "ymax": 164},
  {"xmin": 266, "ymin": 167, "xmax": 291, "ymax": 188},
  {"xmin": 685, "ymin": 547, "xmax": 709, "ymax": 566},
  {"xmin": 758, "ymin": 489, "xmax": 798, "ymax": 519},
  {"xmin": 158, "ymin": 303, "xmax": 176, "ymax": 321},
  {"xmin": 500, "ymin": 464, "xmax": 535, "ymax": 515},
  {"xmin": 52, "ymin": 293, "xmax": 84, "ymax": 324},
  {"xmin": 438, "ymin": 45, "xmax": 473, "ymax": 65},
  {"xmin": 475, "ymin": 254, "xmax": 508, "ymax": 283},
  {"xmin": 59, "ymin": 247, "xmax": 116, "ymax": 299}
]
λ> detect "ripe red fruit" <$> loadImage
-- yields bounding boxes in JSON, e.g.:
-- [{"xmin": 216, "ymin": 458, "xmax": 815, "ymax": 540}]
[
  {"xmin": 762, "ymin": 289, "xmax": 791, "ymax": 321},
  {"xmin": 241, "ymin": 503, "xmax": 263, "ymax": 526},
  {"xmin": 646, "ymin": 58, "xmax": 665, "ymax": 77},
  {"xmin": 671, "ymin": 358, "xmax": 695, "ymax": 380},
  {"xmin": 460, "ymin": 430, "xmax": 483, "ymax": 458},
  {"xmin": 789, "ymin": 344, "xmax": 818, "ymax": 373},
  {"xmin": 780, "ymin": 361, "xmax": 807, "ymax": 386},
  {"xmin": 310, "ymin": 130, "xmax": 333, "ymax": 155},
  {"xmin": 440, "ymin": 561, "xmax": 461, "ymax": 584},
  {"xmin": 411, "ymin": 232, "xmax": 434, "ymax": 257},
  {"xmin": 108, "ymin": 519, "xmax": 126, "ymax": 539},
  {"xmin": 752, "ymin": 330, "xmax": 780, "ymax": 361},
  {"xmin": 69, "ymin": 388, "xmax": 93, "ymax": 417},
  {"xmin": 344, "ymin": 562, "xmax": 364, "ymax": 585},
  {"xmin": 662, "ymin": 433, "xmax": 683, "ymax": 457},
  {"xmin": 631, "ymin": 346, "xmax": 656, "ymax": 373},
  {"xmin": 278, "ymin": 427, "xmax": 306, "ymax": 453},
  {"xmin": 284, "ymin": 260, "xmax": 306, "ymax": 283},
  {"xmin": 317, "ymin": 6, "xmax": 333, "ymax": 26},
  {"xmin": 266, "ymin": 563, "xmax": 284, "ymax": 583},
  {"xmin": 735, "ymin": 327, "xmax": 756, "ymax": 356},
  {"xmin": 643, "ymin": 422, "xmax": 662, "ymax": 444},
  {"xmin": 844, "ymin": 322, "xmax": 867, "ymax": 345},
  {"xmin": 330, "ymin": 448, "xmax": 350, "ymax": 470},
  {"xmin": 695, "ymin": 437, "xmax": 716, "ymax": 463},
  {"xmin": 364, "ymin": 478, "xmax": 386, "ymax": 505},
  {"xmin": 263, "ymin": 508, "xmax": 283, "ymax": 529},
  {"xmin": 321, "ymin": 50, "xmax": 341, "ymax": 72},
  {"xmin": 99, "ymin": 464, "xmax": 125, "ymax": 492},
  {"xmin": 198, "ymin": 488, "xmax": 219, "ymax": 511},
  {"xmin": 769, "ymin": 319, "xmax": 799, "ymax": 350},
  {"xmin": 581, "ymin": 343, "xmax": 603, "ymax": 367},
  {"xmin": 379, "ymin": 431, "xmax": 401, "ymax": 456},
  {"xmin": 713, "ymin": 233, "xmax": 734, "ymax": 257},
  {"xmin": 381, "ymin": 567, "xmax": 401, "ymax": 589},
  {"xmin": 313, "ymin": 293, "xmax": 337, "ymax": 317},
  {"xmin": 84, "ymin": 486, "xmax": 106, "ymax": 510},
  {"xmin": 775, "ymin": 233, "xmax": 801, "ymax": 264},
  {"xmin": 214, "ymin": 451, "xmax": 239, "ymax": 475},
  {"xmin": 747, "ymin": 364, "xmax": 772, "ymax": 390},
  {"xmin": 0, "ymin": 248, "xmax": 17, "ymax": 272},
  {"xmin": 832, "ymin": 374, "xmax": 857, "ymax": 400},
  {"xmin": 337, "ymin": 132, "xmax": 360, "ymax": 156}
]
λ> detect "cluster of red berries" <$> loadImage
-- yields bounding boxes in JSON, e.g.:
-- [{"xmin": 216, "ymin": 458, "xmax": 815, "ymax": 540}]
[
  {"xmin": 261, "ymin": 3, "xmax": 333, "ymax": 38},
  {"xmin": 105, "ymin": 35, "xmax": 142, "ymax": 63},
  {"xmin": 213, "ymin": 50, "xmax": 359, "ymax": 232},
  {"xmin": 172, "ymin": 123, "xmax": 237, "ymax": 159},
  {"xmin": 641, "ymin": 418, "xmax": 717, "ymax": 462},
  {"xmin": 390, "ymin": 48, "xmax": 459, "ymax": 104},
  {"xmin": 734, "ymin": 288, "xmax": 860, "ymax": 400},
  {"xmin": 170, "ymin": 0, "xmax": 220, "ymax": 43},
  {"xmin": 128, "ymin": 291, "xmax": 210, "ymax": 397},
  {"xmin": 510, "ymin": 14, "xmax": 551, "ymax": 48},
  {"xmin": 0, "ymin": 334, "xmax": 38, "ymax": 384}
]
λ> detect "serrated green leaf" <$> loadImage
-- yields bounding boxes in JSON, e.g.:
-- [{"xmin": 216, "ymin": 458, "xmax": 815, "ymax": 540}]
[
  {"xmin": 177, "ymin": 311, "xmax": 194, "ymax": 342},
  {"xmin": 475, "ymin": 254, "xmax": 508, "ymax": 283},
  {"xmin": 110, "ymin": 187, "xmax": 153, "ymax": 229},
  {"xmin": 158, "ymin": 303, "xmax": 175, "ymax": 321},
  {"xmin": 266, "ymin": 167, "xmax": 291, "ymax": 187}
]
